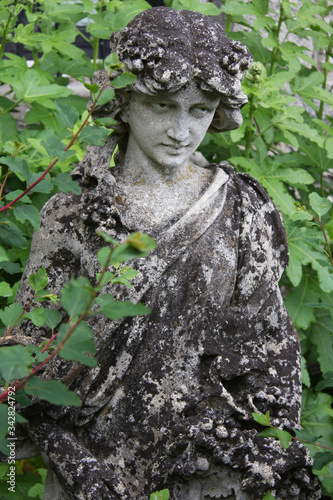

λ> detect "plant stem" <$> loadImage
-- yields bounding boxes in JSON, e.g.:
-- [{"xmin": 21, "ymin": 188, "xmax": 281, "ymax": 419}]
[
  {"xmin": 0, "ymin": 75, "xmax": 110, "ymax": 213},
  {"xmin": 317, "ymin": 40, "xmax": 332, "ymax": 120},
  {"xmin": 0, "ymin": 247, "xmax": 114, "ymax": 403},
  {"xmin": 0, "ymin": 5, "xmax": 15, "ymax": 60},
  {"xmin": 244, "ymin": 93, "xmax": 255, "ymax": 159},
  {"xmin": 269, "ymin": 0, "xmax": 283, "ymax": 76}
]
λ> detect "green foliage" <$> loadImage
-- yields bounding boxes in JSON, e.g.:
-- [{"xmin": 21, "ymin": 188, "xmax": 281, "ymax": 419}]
[
  {"xmin": 149, "ymin": 489, "xmax": 170, "ymax": 500},
  {"xmin": 0, "ymin": 0, "xmax": 332, "ymax": 497},
  {"xmin": 197, "ymin": 0, "xmax": 333, "ymax": 494}
]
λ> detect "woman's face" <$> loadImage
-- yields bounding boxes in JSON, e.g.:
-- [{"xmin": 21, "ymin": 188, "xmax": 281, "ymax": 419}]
[{"xmin": 123, "ymin": 81, "xmax": 220, "ymax": 170}]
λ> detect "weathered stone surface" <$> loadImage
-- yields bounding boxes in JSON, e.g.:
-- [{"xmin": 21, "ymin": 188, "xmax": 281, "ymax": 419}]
[{"xmin": 3, "ymin": 7, "xmax": 320, "ymax": 500}]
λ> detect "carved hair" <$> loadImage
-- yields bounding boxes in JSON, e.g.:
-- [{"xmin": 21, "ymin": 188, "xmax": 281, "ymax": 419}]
[{"xmin": 93, "ymin": 7, "xmax": 253, "ymax": 136}]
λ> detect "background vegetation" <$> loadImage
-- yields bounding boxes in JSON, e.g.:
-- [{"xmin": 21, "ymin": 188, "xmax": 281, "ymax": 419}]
[{"xmin": 0, "ymin": 0, "xmax": 332, "ymax": 498}]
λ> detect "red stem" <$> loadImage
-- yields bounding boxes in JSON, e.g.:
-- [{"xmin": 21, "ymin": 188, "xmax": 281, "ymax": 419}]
[{"xmin": 0, "ymin": 78, "xmax": 109, "ymax": 214}]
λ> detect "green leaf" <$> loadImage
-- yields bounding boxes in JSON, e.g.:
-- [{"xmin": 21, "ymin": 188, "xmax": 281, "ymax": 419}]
[
  {"xmin": 111, "ymin": 73, "xmax": 136, "ymax": 89},
  {"xmin": 290, "ymin": 211, "xmax": 313, "ymax": 222},
  {"xmin": 95, "ymin": 294, "xmax": 150, "ymax": 320},
  {"xmin": 119, "ymin": 266, "xmax": 138, "ymax": 280},
  {"xmin": 41, "ymin": 135, "xmax": 73, "ymax": 162},
  {"xmin": 0, "ymin": 302, "xmax": 23, "ymax": 327},
  {"xmin": 0, "ymin": 220, "xmax": 27, "ymax": 249},
  {"xmin": 25, "ymin": 376, "xmax": 81, "ymax": 406},
  {"xmin": 0, "ymin": 157, "xmax": 30, "ymax": 183},
  {"xmin": 53, "ymin": 173, "xmax": 81, "ymax": 195},
  {"xmin": 294, "ymin": 428, "xmax": 323, "ymax": 444},
  {"xmin": 54, "ymin": 101, "xmax": 79, "ymax": 130},
  {"xmin": 0, "ymin": 345, "xmax": 32, "ymax": 381},
  {"xmin": 263, "ymin": 492, "xmax": 275, "ymax": 500},
  {"xmin": 97, "ymin": 247, "xmax": 112, "ymax": 268},
  {"xmin": 61, "ymin": 277, "xmax": 92, "ymax": 318},
  {"xmin": 286, "ymin": 224, "xmax": 333, "ymax": 292},
  {"xmin": 97, "ymin": 88, "xmax": 115, "ymax": 106},
  {"xmin": 259, "ymin": 427, "xmax": 292, "ymax": 449},
  {"xmin": 0, "ymin": 405, "xmax": 10, "ymax": 442},
  {"xmin": 301, "ymin": 389, "xmax": 333, "ymax": 442},
  {"xmin": 313, "ymin": 451, "xmax": 333, "ymax": 471},
  {"xmin": 0, "ymin": 282, "xmax": 12, "ymax": 298},
  {"xmin": 56, "ymin": 322, "xmax": 97, "ymax": 367},
  {"xmin": 316, "ymin": 372, "xmax": 333, "ymax": 392},
  {"xmin": 284, "ymin": 275, "xmax": 319, "ymax": 330},
  {"xmin": 0, "ymin": 261, "xmax": 21, "ymax": 274},
  {"xmin": 43, "ymin": 308, "xmax": 62, "ymax": 330},
  {"xmin": 79, "ymin": 124, "xmax": 111, "ymax": 146},
  {"xmin": 252, "ymin": 411, "xmax": 271, "ymax": 427},
  {"xmin": 309, "ymin": 192, "xmax": 332, "ymax": 219},
  {"xmin": 309, "ymin": 314, "xmax": 333, "ymax": 375},
  {"xmin": 29, "ymin": 268, "xmax": 48, "ymax": 292},
  {"xmin": 149, "ymin": 489, "xmax": 170, "ymax": 500},
  {"xmin": 110, "ymin": 233, "xmax": 157, "ymax": 264},
  {"xmin": 301, "ymin": 356, "xmax": 311, "ymax": 388},
  {"xmin": 13, "ymin": 204, "xmax": 41, "ymax": 231},
  {"xmin": 23, "ymin": 307, "xmax": 45, "ymax": 327}
]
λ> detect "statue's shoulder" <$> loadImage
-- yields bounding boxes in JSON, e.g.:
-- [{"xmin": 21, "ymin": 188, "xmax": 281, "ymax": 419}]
[{"xmin": 217, "ymin": 161, "xmax": 274, "ymax": 209}]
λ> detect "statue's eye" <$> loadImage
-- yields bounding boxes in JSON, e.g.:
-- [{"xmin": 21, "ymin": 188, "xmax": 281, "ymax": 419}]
[
  {"xmin": 151, "ymin": 102, "xmax": 169, "ymax": 111},
  {"xmin": 191, "ymin": 105, "xmax": 212, "ymax": 117}
]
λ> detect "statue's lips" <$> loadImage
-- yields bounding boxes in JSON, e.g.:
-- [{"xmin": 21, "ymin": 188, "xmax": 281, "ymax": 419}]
[{"xmin": 161, "ymin": 143, "xmax": 191, "ymax": 154}]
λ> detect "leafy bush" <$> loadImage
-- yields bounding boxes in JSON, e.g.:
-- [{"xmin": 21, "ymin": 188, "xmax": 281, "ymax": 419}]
[{"xmin": 0, "ymin": 0, "xmax": 332, "ymax": 498}]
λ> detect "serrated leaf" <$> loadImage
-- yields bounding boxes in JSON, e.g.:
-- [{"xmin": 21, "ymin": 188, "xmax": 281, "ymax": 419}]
[
  {"xmin": 0, "ymin": 282, "xmax": 12, "ymax": 297},
  {"xmin": 294, "ymin": 428, "xmax": 323, "ymax": 444},
  {"xmin": 25, "ymin": 376, "xmax": 81, "ymax": 406},
  {"xmin": 43, "ymin": 308, "xmax": 62, "ymax": 330},
  {"xmin": 290, "ymin": 211, "xmax": 313, "ymax": 222},
  {"xmin": 309, "ymin": 314, "xmax": 333, "ymax": 375},
  {"xmin": 259, "ymin": 427, "xmax": 292, "ymax": 449},
  {"xmin": 13, "ymin": 204, "xmax": 41, "ymax": 231},
  {"xmin": 309, "ymin": 192, "xmax": 332, "ymax": 219},
  {"xmin": 29, "ymin": 268, "xmax": 48, "ymax": 292},
  {"xmin": 61, "ymin": 277, "xmax": 92, "ymax": 318},
  {"xmin": 0, "ymin": 302, "xmax": 23, "ymax": 327},
  {"xmin": 97, "ymin": 88, "xmax": 115, "ymax": 106},
  {"xmin": 316, "ymin": 372, "xmax": 333, "ymax": 392},
  {"xmin": 313, "ymin": 451, "xmax": 333, "ymax": 471},
  {"xmin": 111, "ymin": 276, "xmax": 132, "ymax": 288},
  {"xmin": 0, "ymin": 157, "xmax": 30, "ymax": 183},
  {"xmin": 119, "ymin": 266, "xmax": 138, "ymax": 280},
  {"xmin": 111, "ymin": 73, "xmax": 136, "ymax": 89},
  {"xmin": 0, "ymin": 345, "xmax": 32, "ymax": 381},
  {"xmin": 284, "ymin": 275, "xmax": 318, "ymax": 330},
  {"xmin": 95, "ymin": 294, "xmax": 150, "ymax": 320},
  {"xmin": 41, "ymin": 135, "xmax": 73, "ymax": 162},
  {"xmin": 149, "ymin": 489, "xmax": 170, "ymax": 500},
  {"xmin": 56, "ymin": 322, "xmax": 97, "ymax": 367},
  {"xmin": 23, "ymin": 307, "xmax": 45, "ymax": 327},
  {"xmin": 54, "ymin": 101, "xmax": 79, "ymax": 130},
  {"xmin": 0, "ymin": 261, "xmax": 21, "ymax": 274},
  {"xmin": 0, "ymin": 220, "xmax": 27, "ymax": 249},
  {"xmin": 301, "ymin": 389, "xmax": 333, "ymax": 441},
  {"xmin": 286, "ymin": 224, "xmax": 333, "ymax": 291},
  {"xmin": 252, "ymin": 411, "xmax": 271, "ymax": 427},
  {"xmin": 53, "ymin": 173, "xmax": 81, "ymax": 195},
  {"xmin": 79, "ymin": 124, "xmax": 111, "ymax": 146}
]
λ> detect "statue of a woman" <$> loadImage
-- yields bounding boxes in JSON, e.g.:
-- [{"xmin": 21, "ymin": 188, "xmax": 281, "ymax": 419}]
[{"xmin": 11, "ymin": 7, "xmax": 320, "ymax": 500}]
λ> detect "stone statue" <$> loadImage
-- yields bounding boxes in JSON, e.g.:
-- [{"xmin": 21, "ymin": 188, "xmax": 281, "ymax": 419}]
[{"xmin": 6, "ymin": 7, "xmax": 320, "ymax": 500}]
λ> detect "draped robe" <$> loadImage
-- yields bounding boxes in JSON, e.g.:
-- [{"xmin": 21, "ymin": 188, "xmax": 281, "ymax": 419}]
[{"xmin": 8, "ymin": 138, "xmax": 320, "ymax": 499}]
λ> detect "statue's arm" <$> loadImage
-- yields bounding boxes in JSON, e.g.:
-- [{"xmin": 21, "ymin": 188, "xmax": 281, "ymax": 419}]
[
  {"xmin": 231, "ymin": 173, "xmax": 301, "ymax": 427},
  {"xmin": 26, "ymin": 416, "xmax": 128, "ymax": 500}
]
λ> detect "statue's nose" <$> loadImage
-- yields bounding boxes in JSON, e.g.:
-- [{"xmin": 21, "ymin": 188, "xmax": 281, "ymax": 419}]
[{"xmin": 166, "ymin": 112, "xmax": 190, "ymax": 143}]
